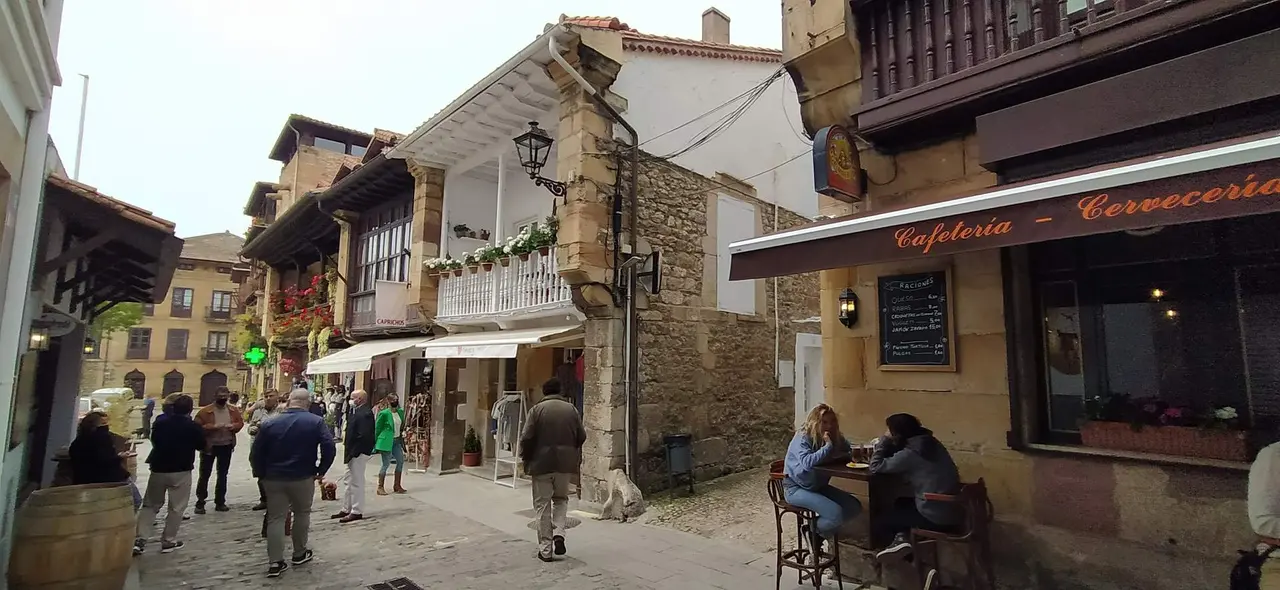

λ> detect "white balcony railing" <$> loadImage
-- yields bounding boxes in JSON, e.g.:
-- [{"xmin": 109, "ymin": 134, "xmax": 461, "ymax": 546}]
[{"xmin": 438, "ymin": 247, "xmax": 572, "ymax": 319}]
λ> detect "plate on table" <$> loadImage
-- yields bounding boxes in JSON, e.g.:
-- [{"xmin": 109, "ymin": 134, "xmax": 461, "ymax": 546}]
[{"xmin": 846, "ymin": 462, "xmax": 870, "ymax": 469}]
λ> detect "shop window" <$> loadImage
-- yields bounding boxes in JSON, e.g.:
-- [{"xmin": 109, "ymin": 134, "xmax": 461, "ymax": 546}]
[
  {"xmin": 1026, "ymin": 215, "xmax": 1280, "ymax": 452},
  {"xmin": 715, "ymin": 194, "xmax": 757, "ymax": 315}
]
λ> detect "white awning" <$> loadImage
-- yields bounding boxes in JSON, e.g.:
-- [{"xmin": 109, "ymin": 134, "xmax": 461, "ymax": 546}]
[
  {"xmin": 418, "ymin": 326, "xmax": 582, "ymax": 359},
  {"xmin": 306, "ymin": 336, "xmax": 434, "ymax": 375}
]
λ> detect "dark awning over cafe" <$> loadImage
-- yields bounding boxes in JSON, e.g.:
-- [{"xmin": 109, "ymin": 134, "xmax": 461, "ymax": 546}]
[{"xmin": 730, "ymin": 132, "xmax": 1280, "ymax": 280}]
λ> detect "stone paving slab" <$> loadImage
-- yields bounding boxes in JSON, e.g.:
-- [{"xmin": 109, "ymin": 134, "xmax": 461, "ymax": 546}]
[{"xmin": 128, "ymin": 433, "xmax": 854, "ymax": 589}]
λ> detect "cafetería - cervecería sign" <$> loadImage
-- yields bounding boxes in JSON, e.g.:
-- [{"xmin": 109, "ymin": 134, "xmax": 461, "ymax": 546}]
[{"xmin": 731, "ymin": 159, "xmax": 1280, "ymax": 280}]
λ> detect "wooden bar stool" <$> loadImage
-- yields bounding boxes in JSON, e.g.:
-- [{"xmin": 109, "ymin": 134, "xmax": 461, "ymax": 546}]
[
  {"xmin": 767, "ymin": 460, "xmax": 844, "ymax": 589},
  {"xmin": 910, "ymin": 478, "xmax": 996, "ymax": 590}
]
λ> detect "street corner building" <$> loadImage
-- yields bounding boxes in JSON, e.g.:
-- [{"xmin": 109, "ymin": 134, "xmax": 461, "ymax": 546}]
[
  {"xmin": 740, "ymin": 0, "xmax": 1280, "ymax": 588},
  {"xmin": 237, "ymin": 9, "xmax": 823, "ymax": 505}
]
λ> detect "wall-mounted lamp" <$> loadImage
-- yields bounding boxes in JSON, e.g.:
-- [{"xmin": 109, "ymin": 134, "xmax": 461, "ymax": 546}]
[
  {"xmin": 512, "ymin": 122, "xmax": 567, "ymax": 197},
  {"xmin": 838, "ymin": 288, "xmax": 859, "ymax": 328},
  {"xmin": 28, "ymin": 328, "xmax": 50, "ymax": 352},
  {"xmin": 83, "ymin": 337, "xmax": 96, "ymax": 355},
  {"xmin": 1150, "ymin": 288, "xmax": 1165, "ymax": 300}
]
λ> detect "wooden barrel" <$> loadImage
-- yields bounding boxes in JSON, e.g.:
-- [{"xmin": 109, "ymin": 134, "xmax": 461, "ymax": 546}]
[{"xmin": 8, "ymin": 483, "xmax": 135, "ymax": 590}]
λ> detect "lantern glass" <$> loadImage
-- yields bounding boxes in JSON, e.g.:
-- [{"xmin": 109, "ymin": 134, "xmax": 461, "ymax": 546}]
[
  {"xmin": 28, "ymin": 328, "xmax": 50, "ymax": 352},
  {"xmin": 838, "ymin": 288, "xmax": 858, "ymax": 328},
  {"xmin": 512, "ymin": 122, "xmax": 554, "ymax": 178},
  {"xmin": 83, "ymin": 337, "xmax": 96, "ymax": 355}
]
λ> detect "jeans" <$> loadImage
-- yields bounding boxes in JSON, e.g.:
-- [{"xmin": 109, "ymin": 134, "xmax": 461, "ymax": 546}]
[
  {"xmin": 784, "ymin": 483, "xmax": 863, "ymax": 538},
  {"xmin": 196, "ymin": 444, "xmax": 234, "ymax": 507},
  {"xmin": 263, "ymin": 478, "xmax": 314, "ymax": 563},
  {"xmin": 136, "ymin": 471, "xmax": 191, "ymax": 544},
  {"xmin": 378, "ymin": 439, "xmax": 405, "ymax": 477},
  {"xmin": 532, "ymin": 472, "xmax": 570, "ymax": 557}
]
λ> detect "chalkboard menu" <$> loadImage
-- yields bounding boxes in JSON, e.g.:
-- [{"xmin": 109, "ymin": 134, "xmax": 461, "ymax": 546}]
[{"xmin": 878, "ymin": 270, "xmax": 955, "ymax": 371}]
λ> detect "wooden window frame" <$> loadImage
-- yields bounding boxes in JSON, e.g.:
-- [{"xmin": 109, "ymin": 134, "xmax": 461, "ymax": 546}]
[
  {"xmin": 125, "ymin": 328, "xmax": 151, "ymax": 360},
  {"xmin": 165, "ymin": 328, "xmax": 189, "ymax": 360}
]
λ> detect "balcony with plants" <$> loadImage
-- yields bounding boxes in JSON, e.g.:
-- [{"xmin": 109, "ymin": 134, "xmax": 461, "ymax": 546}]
[
  {"xmin": 426, "ymin": 216, "xmax": 570, "ymax": 322},
  {"xmin": 267, "ymin": 271, "xmax": 343, "ymax": 358}
]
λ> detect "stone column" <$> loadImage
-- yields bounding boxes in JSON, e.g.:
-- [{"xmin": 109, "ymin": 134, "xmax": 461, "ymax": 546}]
[
  {"xmin": 545, "ymin": 38, "xmax": 632, "ymax": 504},
  {"xmin": 405, "ymin": 161, "xmax": 445, "ymax": 320},
  {"xmin": 546, "ymin": 40, "xmax": 622, "ymax": 298},
  {"xmin": 331, "ymin": 211, "xmax": 359, "ymax": 329}
]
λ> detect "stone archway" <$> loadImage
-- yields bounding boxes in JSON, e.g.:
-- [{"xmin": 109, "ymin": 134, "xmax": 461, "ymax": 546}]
[
  {"xmin": 124, "ymin": 370, "xmax": 145, "ymax": 396},
  {"xmin": 198, "ymin": 370, "xmax": 227, "ymax": 406},
  {"xmin": 162, "ymin": 370, "xmax": 184, "ymax": 396}
]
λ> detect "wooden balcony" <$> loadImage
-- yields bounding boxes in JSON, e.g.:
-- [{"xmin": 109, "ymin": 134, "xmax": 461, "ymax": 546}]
[
  {"xmin": 437, "ymin": 247, "xmax": 572, "ymax": 323},
  {"xmin": 851, "ymin": 0, "xmax": 1280, "ymax": 149}
]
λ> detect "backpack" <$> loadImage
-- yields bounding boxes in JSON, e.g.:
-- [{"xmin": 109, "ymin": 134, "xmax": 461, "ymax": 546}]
[{"xmin": 1231, "ymin": 545, "xmax": 1278, "ymax": 590}]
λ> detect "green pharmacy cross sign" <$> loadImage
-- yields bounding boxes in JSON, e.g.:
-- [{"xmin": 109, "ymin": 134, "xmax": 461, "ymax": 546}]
[{"xmin": 243, "ymin": 347, "xmax": 267, "ymax": 366}]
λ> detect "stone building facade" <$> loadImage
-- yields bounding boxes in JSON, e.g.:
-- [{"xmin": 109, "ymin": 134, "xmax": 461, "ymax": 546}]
[
  {"xmin": 736, "ymin": 2, "xmax": 1280, "ymax": 588},
  {"xmin": 81, "ymin": 232, "xmax": 248, "ymax": 404}
]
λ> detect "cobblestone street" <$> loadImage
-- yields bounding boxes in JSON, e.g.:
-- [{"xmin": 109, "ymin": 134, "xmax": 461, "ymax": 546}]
[{"xmin": 126, "ymin": 435, "xmax": 839, "ymax": 589}]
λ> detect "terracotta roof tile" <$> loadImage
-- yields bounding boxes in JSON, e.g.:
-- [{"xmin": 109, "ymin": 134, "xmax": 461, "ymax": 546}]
[
  {"xmin": 560, "ymin": 14, "xmax": 781, "ymax": 63},
  {"xmin": 45, "ymin": 175, "xmax": 176, "ymax": 234},
  {"xmin": 179, "ymin": 231, "xmax": 244, "ymax": 264}
]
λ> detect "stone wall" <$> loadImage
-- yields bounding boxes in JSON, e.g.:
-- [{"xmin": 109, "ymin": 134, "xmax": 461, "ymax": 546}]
[{"xmin": 630, "ymin": 156, "xmax": 820, "ymax": 490}]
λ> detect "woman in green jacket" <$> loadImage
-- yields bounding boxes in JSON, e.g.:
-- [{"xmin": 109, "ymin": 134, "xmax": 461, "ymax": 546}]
[{"xmin": 374, "ymin": 394, "xmax": 407, "ymax": 495}]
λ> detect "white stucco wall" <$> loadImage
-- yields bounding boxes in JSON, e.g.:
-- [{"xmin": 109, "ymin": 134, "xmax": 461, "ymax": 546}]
[
  {"xmin": 444, "ymin": 165, "xmax": 556, "ymax": 257},
  {"xmin": 612, "ymin": 52, "xmax": 817, "ymax": 219}
]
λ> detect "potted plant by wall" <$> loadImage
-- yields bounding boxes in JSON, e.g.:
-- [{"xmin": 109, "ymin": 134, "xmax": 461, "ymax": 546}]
[
  {"xmin": 509, "ymin": 231, "xmax": 534, "ymax": 262},
  {"xmin": 478, "ymin": 245, "xmax": 501, "ymax": 271},
  {"xmin": 462, "ymin": 426, "xmax": 482, "ymax": 467},
  {"xmin": 446, "ymin": 259, "xmax": 464, "ymax": 277},
  {"xmin": 1079, "ymin": 394, "xmax": 1247, "ymax": 462},
  {"xmin": 453, "ymin": 223, "xmax": 471, "ymax": 239},
  {"xmin": 463, "ymin": 251, "xmax": 480, "ymax": 274},
  {"xmin": 479, "ymin": 229, "xmax": 491, "ymax": 240}
]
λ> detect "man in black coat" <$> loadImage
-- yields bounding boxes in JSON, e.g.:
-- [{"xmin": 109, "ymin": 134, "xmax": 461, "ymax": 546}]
[
  {"xmin": 134, "ymin": 394, "xmax": 205, "ymax": 555},
  {"xmin": 332, "ymin": 389, "xmax": 375, "ymax": 523}
]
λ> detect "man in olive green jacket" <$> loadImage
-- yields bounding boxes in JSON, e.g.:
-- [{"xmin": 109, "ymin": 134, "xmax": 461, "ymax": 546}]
[{"xmin": 519, "ymin": 378, "xmax": 586, "ymax": 562}]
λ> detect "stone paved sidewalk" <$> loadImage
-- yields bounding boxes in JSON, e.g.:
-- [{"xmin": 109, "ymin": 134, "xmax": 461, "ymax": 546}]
[{"xmin": 127, "ymin": 433, "xmax": 848, "ymax": 589}]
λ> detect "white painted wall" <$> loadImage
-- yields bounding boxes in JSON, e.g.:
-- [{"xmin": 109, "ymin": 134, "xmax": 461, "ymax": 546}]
[
  {"xmin": 715, "ymin": 193, "xmax": 757, "ymax": 314},
  {"xmin": 613, "ymin": 52, "xmax": 817, "ymax": 219},
  {"xmin": 444, "ymin": 167, "xmax": 554, "ymax": 258}
]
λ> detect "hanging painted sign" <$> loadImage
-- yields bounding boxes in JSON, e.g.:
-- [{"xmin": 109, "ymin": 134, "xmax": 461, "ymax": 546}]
[
  {"xmin": 374, "ymin": 280, "xmax": 409, "ymax": 327},
  {"xmin": 812, "ymin": 125, "xmax": 864, "ymax": 203}
]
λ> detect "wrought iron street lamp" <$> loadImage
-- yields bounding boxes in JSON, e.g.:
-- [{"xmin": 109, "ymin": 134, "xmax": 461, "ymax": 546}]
[{"xmin": 512, "ymin": 122, "xmax": 567, "ymax": 197}]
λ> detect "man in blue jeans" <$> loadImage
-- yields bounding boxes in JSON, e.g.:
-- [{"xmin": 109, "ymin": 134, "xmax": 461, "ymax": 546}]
[{"xmin": 250, "ymin": 389, "xmax": 335, "ymax": 578}]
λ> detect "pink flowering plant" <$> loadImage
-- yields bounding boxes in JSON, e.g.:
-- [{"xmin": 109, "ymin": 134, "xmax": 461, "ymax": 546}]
[{"xmin": 1083, "ymin": 394, "xmax": 1242, "ymax": 431}]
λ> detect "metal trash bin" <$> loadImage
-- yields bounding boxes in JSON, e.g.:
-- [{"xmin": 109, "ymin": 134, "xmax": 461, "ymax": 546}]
[{"xmin": 663, "ymin": 433, "xmax": 695, "ymax": 494}]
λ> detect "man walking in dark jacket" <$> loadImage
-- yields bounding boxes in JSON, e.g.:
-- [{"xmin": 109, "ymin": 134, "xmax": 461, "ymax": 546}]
[
  {"xmin": 332, "ymin": 389, "xmax": 374, "ymax": 523},
  {"xmin": 134, "ymin": 394, "xmax": 205, "ymax": 556},
  {"xmin": 250, "ymin": 388, "xmax": 336, "ymax": 578},
  {"xmin": 519, "ymin": 378, "xmax": 586, "ymax": 562}
]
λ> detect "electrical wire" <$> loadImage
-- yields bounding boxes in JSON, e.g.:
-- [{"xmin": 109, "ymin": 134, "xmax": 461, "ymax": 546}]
[
  {"xmin": 639, "ymin": 67, "xmax": 785, "ymax": 148},
  {"xmin": 647, "ymin": 68, "xmax": 786, "ymax": 160},
  {"xmin": 643, "ymin": 150, "xmax": 809, "ymax": 204}
]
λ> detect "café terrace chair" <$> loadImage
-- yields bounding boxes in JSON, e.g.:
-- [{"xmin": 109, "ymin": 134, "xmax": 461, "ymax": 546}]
[
  {"xmin": 911, "ymin": 478, "xmax": 997, "ymax": 590},
  {"xmin": 767, "ymin": 460, "xmax": 844, "ymax": 590}
]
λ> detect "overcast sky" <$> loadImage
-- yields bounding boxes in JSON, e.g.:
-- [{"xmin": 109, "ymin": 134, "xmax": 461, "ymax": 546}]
[{"xmin": 46, "ymin": 1, "xmax": 786, "ymax": 239}]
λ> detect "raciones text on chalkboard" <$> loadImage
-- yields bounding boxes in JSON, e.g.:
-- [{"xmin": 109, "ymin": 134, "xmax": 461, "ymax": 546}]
[{"xmin": 878, "ymin": 270, "xmax": 953, "ymax": 369}]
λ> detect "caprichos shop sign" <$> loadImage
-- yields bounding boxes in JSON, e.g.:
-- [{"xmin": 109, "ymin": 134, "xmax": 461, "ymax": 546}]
[
  {"xmin": 729, "ymin": 159, "xmax": 1280, "ymax": 280},
  {"xmin": 884, "ymin": 160, "xmax": 1280, "ymax": 261}
]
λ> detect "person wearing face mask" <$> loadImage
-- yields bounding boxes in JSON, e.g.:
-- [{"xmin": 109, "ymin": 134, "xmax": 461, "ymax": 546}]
[
  {"xmin": 374, "ymin": 393, "xmax": 408, "ymax": 496},
  {"xmin": 69, "ymin": 411, "xmax": 140, "ymax": 508},
  {"xmin": 332, "ymin": 389, "xmax": 374, "ymax": 523},
  {"xmin": 192, "ymin": 386, "xmax": 244, "ymax": 514}
]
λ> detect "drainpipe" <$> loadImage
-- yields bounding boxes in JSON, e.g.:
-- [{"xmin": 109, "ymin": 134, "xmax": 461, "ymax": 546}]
[{"xmin": 549, "ymin": 36, "xmax": 642, "ymax": 480}]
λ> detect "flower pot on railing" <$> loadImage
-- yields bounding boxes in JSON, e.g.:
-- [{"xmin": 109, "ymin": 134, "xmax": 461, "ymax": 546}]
[
  {"xmin": 517, "ymin": 252, "xmax": 531, "ymax": 262},
  {"xmin": 1079, "ymin": 421, "xmax": 1249, "ymax": 462},
  {"xmin": 499, "ymin": 257, "xmax": 511, "ymax": 267},
  {"xmin": 451, "ymin": 268, "xmax": 463, "ymax": 277},
  {"xmin": 481, "ymin": 262, "xmax": 494, "ymax": 272},
  {"xmin": 537, "ymin": 246, "xmax": 551, "ymax": 257},
  {"xmin": 466, "ymin": 265, "xmax": 479, "ymax": 274}
]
